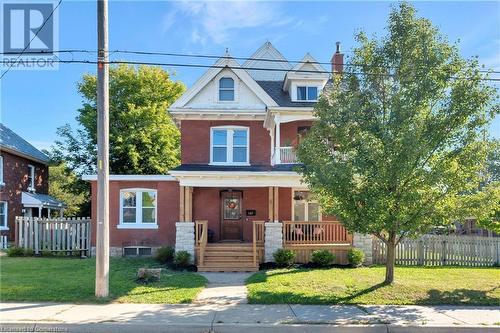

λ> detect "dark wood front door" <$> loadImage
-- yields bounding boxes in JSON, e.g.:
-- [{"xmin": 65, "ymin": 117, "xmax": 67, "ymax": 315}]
[{"xmin": 221, "ymin": 191, "xmax": 243, "ymax": 241}]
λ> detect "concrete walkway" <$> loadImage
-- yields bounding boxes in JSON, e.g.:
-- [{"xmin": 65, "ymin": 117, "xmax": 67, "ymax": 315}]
[
  {"xmin": 195, "ymin": 272, "xmax": 252, "ymax": 304},
  {"xmin": 1, "ymin": 302, "xmax": 499, "ymax": 332}
]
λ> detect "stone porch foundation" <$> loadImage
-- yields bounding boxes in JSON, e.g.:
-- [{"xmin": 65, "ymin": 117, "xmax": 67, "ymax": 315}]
[
  {"xmin": 264, "ymin": 222, "xmax": 283, "ymax": 262},
  {"xmin": 352, "ymin": 233, "xmax": 373, "ymax": 265},
  {"xmin": 175, "ymin": 222, "xmax": 195, "ymax": 262}
]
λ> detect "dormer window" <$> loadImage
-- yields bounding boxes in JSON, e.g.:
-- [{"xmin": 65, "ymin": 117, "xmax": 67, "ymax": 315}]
[
  {"xmin": 219, "ymin": 78, "xmax": 234, "ymax": 101},
  {"xmin": 297, "ymin": 86, "xmax": 318, "ymax": 101},
  {"xmin": 210, "ymin": 126, "xmax": 249, "ymax": 165}
]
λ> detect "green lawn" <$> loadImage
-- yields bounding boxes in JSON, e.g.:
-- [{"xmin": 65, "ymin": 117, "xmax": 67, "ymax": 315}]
[
  {"xmin": 0, "ymin": 257, "xmax": 207, "ymax": 304},
  {"xmin": 246, "ymin": 266, "xmax": 500, "ymax": 305}
]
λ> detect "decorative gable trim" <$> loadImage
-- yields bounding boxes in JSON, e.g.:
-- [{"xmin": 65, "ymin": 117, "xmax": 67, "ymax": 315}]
[{"xmin": 170, "ymin": 56, "xmax": 278, "ymax": 110}]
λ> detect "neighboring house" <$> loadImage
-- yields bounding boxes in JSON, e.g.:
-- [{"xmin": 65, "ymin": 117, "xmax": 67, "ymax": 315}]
[
  {"xmin": 84, "ymin": 42, "xmax": 367, "ymax": 270},
  {"xmin": 0, "ymin": 124, "xmax": 66, "ymax": 240}
]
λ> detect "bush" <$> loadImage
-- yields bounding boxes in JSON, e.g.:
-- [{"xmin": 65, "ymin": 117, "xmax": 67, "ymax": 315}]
[
  {"xmin": 174, "ymin": 251, "xmax": 191, "ymax": 267},
  {"xmin": 23, "ymin": 248, "xmax": 34, "ymax": 256},
  {"xmin": 6, "ymin": 246, "xmax": 24, "ymax": 257},
  {"xmin": 41, "ymin": 250, "xmax": 53, "ymax": 257},
  {"xmin": 311, "ymin": 250, "xmax": 335, "ymax": 267},
  {"xmin": 155, "ymin": 246, "xmax": 175, "ymax": 264},
  {"xmin": 273, "ymin": 249, "xmax": 296, "ymax": 267},
  {"xmin": 348, "ymin": 248, "xmax": 365, "ymax": 267}
]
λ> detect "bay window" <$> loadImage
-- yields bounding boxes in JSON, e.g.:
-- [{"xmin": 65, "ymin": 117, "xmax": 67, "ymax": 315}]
[
  {"xmin": 210, "ymin": 127, "xmax": 249, "ymax": 165},
  {"xmin": 119, "ymin": 189, "xmax": 157, "ymax": 229}
]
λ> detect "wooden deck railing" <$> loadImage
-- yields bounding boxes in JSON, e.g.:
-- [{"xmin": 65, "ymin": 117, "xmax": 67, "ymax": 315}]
[
  {"xmin": 195, "ymin": 220, "xmax": 208, "ymax": 266},
  {"xmin": 283, "ymin": 221, "xmax": 352, "ymax": 245},
  {"xmin": 252, "ymin": 221, "xmax": 265, "ymax": 266}
]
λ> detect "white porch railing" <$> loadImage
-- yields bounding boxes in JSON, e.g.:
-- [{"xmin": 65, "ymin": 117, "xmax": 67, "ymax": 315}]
[{"xmin": 273, "ymin": 147, "xmax": 298, "ymax": 164}]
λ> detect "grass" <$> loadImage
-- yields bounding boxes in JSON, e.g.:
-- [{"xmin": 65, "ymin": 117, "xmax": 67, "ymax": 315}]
[
  {"xmin": 246, "ymin": 266, "xmax": 500, "ymax": 305},
  {"xmin": 0, "ymin": 257, "xmax": 207, "ymax": 303}
]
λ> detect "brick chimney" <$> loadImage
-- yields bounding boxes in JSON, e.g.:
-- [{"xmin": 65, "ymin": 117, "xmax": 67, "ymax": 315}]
[{"xmin": 331, "ymin": 41, "xmax": 344, "ymax": 74}]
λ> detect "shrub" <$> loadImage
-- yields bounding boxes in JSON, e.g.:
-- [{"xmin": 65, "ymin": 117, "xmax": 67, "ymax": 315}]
[
  {"xmin": 23, "ymin": 248, "xmax": 34, "ymax": 256},
  {"xmin": 155, "ymin": 246, "xmax": 175, "ymax": 264},
  {"xmin": 348, "ymin": 248, "xmax": 365, "ymax": 267},
  {"xmin": 311, "ymin": 250, "xmax": 335, "ymax": 267},
  {"xmin": 6, "ymin": 246, "xmax": 24, "ymax": 257},
  {"xmin": 273, "ymin": 249, "xmax": 296, "ymax": 267},
  {"xmin": 174, "ymin": 251, "xmax": 191, "ymax": 267},
  {"xmin": 41, "ymin": 250, "xmax": 53, "ymax": 257}
]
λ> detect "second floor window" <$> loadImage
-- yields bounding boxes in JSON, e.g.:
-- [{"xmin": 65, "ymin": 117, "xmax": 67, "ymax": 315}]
[
  {"xmin": 27, "ymin": 165, "xmax": 35, "ymax": 191},
  {"xmin": 219, "ymin": 77, "xmax": 234, "ymax": 101},
  {"xmin": 211, "ymin": 127, "xmax": 249, "ymax": 165},
  {"xmin": 297, "ymin": 86, "xmax": 318, "ymax": 101}
]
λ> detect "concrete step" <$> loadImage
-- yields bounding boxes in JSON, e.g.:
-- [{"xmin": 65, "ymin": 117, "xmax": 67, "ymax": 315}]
[{"xmin": 198, "ymin": 266, "xmax": 259, "ymax": 272}]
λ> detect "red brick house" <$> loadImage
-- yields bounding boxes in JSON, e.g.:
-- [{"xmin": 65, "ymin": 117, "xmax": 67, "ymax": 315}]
[
  {"xmin": 0, "ymin": 124, "xmax": 65, "ymax": 240},
  {"xmin": 84, "ymin": 42, "xmax": 373, "ymax": 270}
]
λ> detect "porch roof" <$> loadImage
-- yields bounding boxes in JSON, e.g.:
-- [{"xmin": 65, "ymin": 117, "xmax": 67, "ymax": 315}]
[{"xmin": 22, "ymin": 192, "xmax": 66, "ymax": 209}]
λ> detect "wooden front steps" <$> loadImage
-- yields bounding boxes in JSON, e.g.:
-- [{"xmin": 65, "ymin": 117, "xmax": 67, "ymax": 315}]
[{"xmin": 197, "ymin": 243, "xmax": 259, "ymax": 272}]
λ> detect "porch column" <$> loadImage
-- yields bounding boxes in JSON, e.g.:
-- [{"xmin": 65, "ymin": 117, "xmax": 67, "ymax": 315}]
[
  {"xmin": 275, "ymin": 115, "xmax": 281, "ymax": 164},
  {"xmin": 273, "ymin": 186, "xmax": 279, "ymax": 222},
  {"xmin": 38, "ymin": 206, "xmax": 42, "ymax": 218},
  {"xmin": 179, "ymin": 186, "xmax": 193, "ymax": 222},
  {"xmin": 176, "ymin": 185, "xmax": 195, "ymax": 262},
  {"xmin": 352, "ymin": 233, "xmax": 373, "ymax": 265},
  {"xmin": 268, "ymin": 187, "xmax": 274, "ymax": 221},
  {"xmin": 270, "ymin": 124, "xmax": 275, "ymax": 165}
]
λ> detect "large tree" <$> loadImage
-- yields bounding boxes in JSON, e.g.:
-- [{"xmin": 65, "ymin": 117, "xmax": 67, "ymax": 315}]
[
  {"xmin": 48, "ymin": 162, "xmax": 88, "ymax": 217},
  {"xmin": 53, "ymin": 64, "xmax": 185, "ymax": 175},
  {"xmin": 297, "ymin": 3, "xmax": 499, "ymax": 283}
]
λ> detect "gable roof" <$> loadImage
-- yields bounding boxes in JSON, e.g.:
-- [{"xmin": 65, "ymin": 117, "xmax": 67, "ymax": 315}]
[
  {"xmin": 242, "ymin": 41, "xmax": 292, "ymax": 81},
  {"xmin": 0, "ymin": 124, "xmax": 49, "ymax": 164},
  {"xmin": 170, "ymin": 54, "xmax": 278, "ymax": 109}
]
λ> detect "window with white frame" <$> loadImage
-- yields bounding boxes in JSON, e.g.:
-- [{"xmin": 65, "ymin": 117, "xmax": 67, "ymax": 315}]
[
  {"xmin": 296, "ymin": 86, "xmax": 318, "ymax": 101},
  {"xmin": 0, "ymin": 155, "xmax": 4, "ymax": 185},
  {"xmin": 293, "ymin": 190, "xmax": 321, "ymax": 221},
  {"xmin": 27, "ymin": 164, "xmax": 35, "ymax": 191},
  {"xmin": 219, "ymin": 77, "xmax": 235, "ymax": 101},
  {"xmin": 211, "ymin": 127, "xmax": 249, "ymax": 165},
  {"xmin": 119, "ymin": 189, "xmax": 157, "ymax": 228},
  {"xmin": 0, "ymin": 202, "xmax": 7, "ymax": 229}
]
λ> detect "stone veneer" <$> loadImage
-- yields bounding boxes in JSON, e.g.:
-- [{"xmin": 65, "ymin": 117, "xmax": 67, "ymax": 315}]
[
  {"xmin": 264, "ymin": 222, "xmax": 283, "ymax": 262},
  {"xmin": 175, "ymin": 222, "xmax": 195, "ymax": 262},
  {"xmin": 352, "ymin": 233, "xmax": 373, "ymax": 265}
]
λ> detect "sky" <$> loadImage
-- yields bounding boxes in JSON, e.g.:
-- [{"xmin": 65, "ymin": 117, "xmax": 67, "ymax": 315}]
[{"xmin": 1, "ymin": 0, "xmax": 499, "ymax": 151}]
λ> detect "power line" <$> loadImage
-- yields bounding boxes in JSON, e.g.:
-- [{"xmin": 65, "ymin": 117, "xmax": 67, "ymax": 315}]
[
  {"xmin": 2, "ymin": 48, "xmax": 499, "ymax": 75},
  {"xmin": 0, "ymin": 0, "xmax": 63, "ymax": 80},
  {"xmin": 6, "ymin": 58, "xmax": 500, "ymax": 82}
]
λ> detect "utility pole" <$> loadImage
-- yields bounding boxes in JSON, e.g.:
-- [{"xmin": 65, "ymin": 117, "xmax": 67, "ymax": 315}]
[{"xmin": 95, "ymin": 0, "xmax": 110, "ymax": 298}]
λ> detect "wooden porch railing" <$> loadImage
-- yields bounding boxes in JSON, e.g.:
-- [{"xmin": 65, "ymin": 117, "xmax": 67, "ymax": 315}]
[
  {"xmin": 283, "ymin": 221, "xmax": 352, "ymax": 245},
  {"xmin": 195, "ymin": 220, "xmax": 208, "ymax": 266},
  {"xmin": 252, "ymin": 221, "xmax": 265, "ymax": 266}
]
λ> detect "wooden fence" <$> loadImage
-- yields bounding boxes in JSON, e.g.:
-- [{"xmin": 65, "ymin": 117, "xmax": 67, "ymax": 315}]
[
  {"xmin": 373, "ymin": 235, "xmax": 500, "ymax": 266},
  {"xmin": 15, "ymin": 217, "xmax": 91, "ymax": 256}
]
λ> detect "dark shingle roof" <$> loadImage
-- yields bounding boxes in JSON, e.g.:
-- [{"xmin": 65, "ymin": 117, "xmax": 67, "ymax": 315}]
[
  {"xmin": 256, "ymin": 81, "xmax": 317, "ymax": 108},
  {"xmin": 172, "ymin": 164, "xmax": 301, "ymax": 172},
  {"xmin": 0, "ymin": 124, "xmax": 49, "ymax": 163}
]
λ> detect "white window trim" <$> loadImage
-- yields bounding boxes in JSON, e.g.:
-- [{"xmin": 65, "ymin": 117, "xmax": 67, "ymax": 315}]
[
  {"xmin": 118, "ymin": 188, "xmax": 158, "ymax": 229},
  {"xmin": 291, "ymin": 189, "xmax": 322, "ymax": 222},
  {"xmin": 27, "ymin": 164, "xmax": 35, "ymax": 192},
  {"xmin": 215, "ymin": 71, "xmax": 239, "ymax": 103},
  {"xmin": 218, "ymin": 77, "xmax": 235, "ymax": 102},
  {"xmin": 295, "ymin": 86, "xmax": 319, "ymax": 102},
  {"xmin": 0, "ymin": 201, "xmax": 8, "ymax": 230},
  {"xmin": 210, "ymin": 126, "xmax": 250, "ymax": 166},
  {"xmin": 0, "ymin": 155, "xmax": 4, "ymax": 186}
]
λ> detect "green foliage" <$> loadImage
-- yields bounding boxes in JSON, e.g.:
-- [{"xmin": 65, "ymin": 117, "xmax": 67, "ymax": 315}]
[
  {"xmin": 53, "ymin": 64, "xmax": 185, "ymax": 177},
  {"xmin": 48, "ymin": 162, "xmax": 88, "ymax": 216},
  {"xmin": 311, "ymin": 250, "xmax": 335, "ymax": 267},
  {"xmin": 347, "ymin": 248, "xmax": 365, "ymax": 267},
  {"xmin": 297, "ymin": 2, "xmax": 499, "ymax": 282},
  {"xmin": 23, "ymin": 248, "xmax": 34, "ymax": 257},
  {"xmin": 174, "ymin": 251, "xmax": 191, "ymax": 267},
  {"xmin": 7, "ymin": 246, "xmax": 24, "ymax": 257},
  {"xmin": 155, "ymin": 246, "xmax": 175, "ymax": 264},
  {"xmin": 41, "ymin": 250, "xmax": 53, "ymax": 257},
  {"xmin": 273, "ymin": 249, "xmax": 296, "ymax": 267}
]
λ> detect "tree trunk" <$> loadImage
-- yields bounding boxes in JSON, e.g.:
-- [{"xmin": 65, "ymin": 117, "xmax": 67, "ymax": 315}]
[{"xmin": 385, "ymin": 236, "xmax": 396, "ymax": 284}]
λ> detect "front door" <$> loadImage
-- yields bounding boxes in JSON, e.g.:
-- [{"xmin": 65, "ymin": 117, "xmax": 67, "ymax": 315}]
[{"xmin": 220, "ymin": 191, "xmax": 243, "ymax": 241}]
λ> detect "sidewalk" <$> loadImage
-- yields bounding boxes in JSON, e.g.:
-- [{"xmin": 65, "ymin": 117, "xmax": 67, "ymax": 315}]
[
  {"xmin": 1, "ymin": 302, "xmax": 499, "ymax": 332},
  {"xmin": 195, "ymin": 272, "xmax": 252, "ymax": 304}
]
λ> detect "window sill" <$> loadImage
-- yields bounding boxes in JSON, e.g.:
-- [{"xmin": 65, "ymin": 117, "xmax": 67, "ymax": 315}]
[
  {"xmin": 0, "ymin": 226, "xmax": 9, "ymax": 231},
  {"xmin": 209, "ymin": 162, "xmax": 251, "ymax": 166},
  {"xmin": 117, "ymin": 224, "xmax": 158, "ymax": 230}
]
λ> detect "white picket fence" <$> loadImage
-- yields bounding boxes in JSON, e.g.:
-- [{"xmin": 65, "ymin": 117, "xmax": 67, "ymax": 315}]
[
  {"xmin": 373, "ymin": 235, "xmax": 500, "ymax": 266},
  {"xmin": 15, "ymin": 217, "xmax": 91, "ymax": 256},
  {"xmin": 0, "ymin": 235, "xmax": 7, "ymax": 249}
]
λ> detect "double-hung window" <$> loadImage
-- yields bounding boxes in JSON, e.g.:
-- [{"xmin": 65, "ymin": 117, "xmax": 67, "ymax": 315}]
[
  {"xmin": 211, "ymin": 127, "xmax": 249, "ymax": 165},
  {"xmin": 119, "ymin": 189, "xmax": 157, "ymax": 229},
  {"xmin": 296, "ymin": 86, "xmax": 318, "ymax": 101},
  {"xmin": 293, "ymin": 190, "xmax": 321, "ymax": 221},
  {"xmin": 219, "ymin": 77, "xmax": 235, "ymax": 101},
  {"xmin": 0, "ymin": 202, "xmax": 7, "ymax": 230},
  {"xmin": 27, "ymin": 164, "xmax": 35, "ymax": 191}
]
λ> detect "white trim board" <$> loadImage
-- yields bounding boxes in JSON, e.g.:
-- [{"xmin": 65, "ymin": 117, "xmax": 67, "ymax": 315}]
[{"xmin": 82, "ymin": 175, "xmax": 177, "ymax": 181}]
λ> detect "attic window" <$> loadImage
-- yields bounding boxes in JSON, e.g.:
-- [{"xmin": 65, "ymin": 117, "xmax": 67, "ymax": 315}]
[
  {"xmin": 297, "ymin": 86, "xmax": 318, "ymax": 101},
  {"xmin": 219, "ymin": 78, "xmax": 234, "ymax": 101}
]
